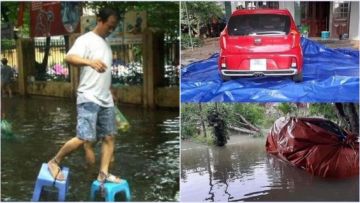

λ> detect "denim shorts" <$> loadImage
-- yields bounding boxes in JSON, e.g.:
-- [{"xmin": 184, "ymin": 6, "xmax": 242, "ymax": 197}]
[{"xmin": 76, "ymin": 102, "xmax": 117, "ymax": 141}]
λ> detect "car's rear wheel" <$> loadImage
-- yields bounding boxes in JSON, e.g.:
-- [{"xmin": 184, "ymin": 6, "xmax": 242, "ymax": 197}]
[{"xmin": 292, "ymin": 72, "xmax": 303, "ymax": 82}]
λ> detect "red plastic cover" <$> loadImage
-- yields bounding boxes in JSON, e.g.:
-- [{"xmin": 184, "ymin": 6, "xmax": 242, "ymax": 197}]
[{"xmin": 266, "ymin": 117, "xmax": 359, "ymax": 178}]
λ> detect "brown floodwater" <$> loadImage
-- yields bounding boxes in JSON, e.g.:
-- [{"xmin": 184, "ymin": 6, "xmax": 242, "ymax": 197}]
[{"xmin": 181, "ymin": 135, "xmax": 359, "ymax": 201}]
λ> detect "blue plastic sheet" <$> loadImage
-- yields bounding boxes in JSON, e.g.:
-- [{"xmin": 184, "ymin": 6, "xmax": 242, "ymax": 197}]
[{"xmin": 181, "ymin": 38, "xmax": 359, "ymax": 102}]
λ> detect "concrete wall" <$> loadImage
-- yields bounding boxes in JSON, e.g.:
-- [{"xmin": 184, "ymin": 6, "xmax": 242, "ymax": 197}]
[
  {"xmin": 22, "ymin": 83, "xmax": 178, "ymax": 108},
  {"xmin": 155, "ymin": 87, "xmax": 179, "ymax": 108},
  {"xmin": 26, "ymin": 81, "xmax": 73, "ymax": 98},
  {"xmin": 349, "ymin": 1, "xmax": 359, "ymax": 40},
  {"xmin": 113, "ymin": 86, "xmax": 143, "ymax": 105}
]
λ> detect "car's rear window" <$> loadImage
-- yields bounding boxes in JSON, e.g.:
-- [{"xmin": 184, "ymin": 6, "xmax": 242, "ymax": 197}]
[{"xmin": 228, "ymin": 14, "xmax": 291, "ymax": 36}]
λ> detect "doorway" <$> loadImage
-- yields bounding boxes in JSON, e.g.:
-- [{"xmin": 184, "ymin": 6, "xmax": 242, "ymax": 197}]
[{"xmin": 301, "ymin": 2, "xmax": 330, "ymax": 37}]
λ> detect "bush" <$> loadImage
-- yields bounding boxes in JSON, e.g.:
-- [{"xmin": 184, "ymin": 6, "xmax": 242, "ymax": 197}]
[
  {"xmin": 231, "ymin": 103, "xmax": 267, "ymax": 126},
  {"xmin": 181, "ymin": 34, "xmax": 203, "ymax": 50},
  {"xmin": 192, "ymin": 134, "xmax": 213, "ymax": 145},
  {"xmin": 277, "ymin": 103, "xmax": 296, "ymax": 115},
  {"xmin": 181, "ymin": 123, "xmax": 197, "ymax": 139}
]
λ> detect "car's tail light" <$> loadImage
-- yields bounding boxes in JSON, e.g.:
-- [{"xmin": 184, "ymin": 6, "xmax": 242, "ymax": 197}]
[
  {"xmin": 290, "ymin": 29, "xmax": 299, "ymax": 48},
  {"xmin": 220, "ymin": 35, "xmax": 227, "ymax": 49},
  {"xmin": 220, "ymin": 57, "xmax": 226, "ymax": 68},
  {"xmin": 291, "ymin": 57, "xmax": 297, "ymax": 68}
]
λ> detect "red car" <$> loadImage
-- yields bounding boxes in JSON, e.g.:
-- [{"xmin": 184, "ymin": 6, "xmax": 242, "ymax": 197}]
[{"xmin": 219, "ymin": 9, "xmax": 303, "ymax": 82}]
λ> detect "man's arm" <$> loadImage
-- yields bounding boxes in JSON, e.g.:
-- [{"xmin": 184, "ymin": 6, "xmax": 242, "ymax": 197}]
[{"xmin": 65, "ymin": 54, "xmax": 107, "ymax": 73}]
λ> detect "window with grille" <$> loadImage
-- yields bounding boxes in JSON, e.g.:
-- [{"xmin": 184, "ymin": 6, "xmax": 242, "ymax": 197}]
[{"xmin": 333, "ymin": 2, "xmax": 350, "ymax": 20}]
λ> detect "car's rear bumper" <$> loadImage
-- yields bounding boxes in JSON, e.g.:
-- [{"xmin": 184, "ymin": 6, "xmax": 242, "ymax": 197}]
[{"xmin": 221, "ymin": 68, "xmax": 297, "ymax": 77}]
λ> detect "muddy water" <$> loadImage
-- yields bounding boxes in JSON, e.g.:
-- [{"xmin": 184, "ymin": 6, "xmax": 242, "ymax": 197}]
[
  {"xmin": 181, "ymin": 136, "xmax": 359, "ymax": 201},
  {"xmin": 1, "ymin": 96, "xmax": 179, "ymax": 201}
]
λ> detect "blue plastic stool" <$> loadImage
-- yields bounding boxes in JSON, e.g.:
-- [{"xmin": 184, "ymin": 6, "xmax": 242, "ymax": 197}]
[
  {"xmin": 31, "ymin": 163, "xmax": 69, "ymax": 201},
  {"xmin": 90, "ymin": 179, "xmax": 131, "ymax": 201}
]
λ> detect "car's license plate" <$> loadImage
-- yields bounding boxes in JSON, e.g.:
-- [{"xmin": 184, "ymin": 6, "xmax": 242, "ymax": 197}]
[{"xmin": 250, "ymin": 59, "xmax": 266, "ymax": 71}]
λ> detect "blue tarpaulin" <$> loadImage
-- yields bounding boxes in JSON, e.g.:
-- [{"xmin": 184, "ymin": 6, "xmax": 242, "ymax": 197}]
[{"xmin": 181, "ymin": 38, "xmax": 359, "ymax": 102}]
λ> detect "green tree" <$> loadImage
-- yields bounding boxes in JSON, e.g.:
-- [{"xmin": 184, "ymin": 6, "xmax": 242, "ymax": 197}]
[
  {"xmin": 181, "ymin": 103, "xmax": 201, "ymax": 139},
  {"xmin": 309, "ymin": 103, "xmax": 337, "ymax": 120},
  {"xmin": 85, "ymin": 2, "xmax": 179, "ymax": 38},
  {"xmin": 181, "ymin": 2, "xmax": 224, "ymax": 49},
  {"xmin": 277, "ymin": 103, "xmax": 297, "ymax": 116},
  {"xmin": 1, "ymin": 2, "xmax": 30, "ymax": 39},
  {"xmin": 230, "ymin": 103, "xmax": 266, "ymax": 126},
  {"xmin": 181, "ymin": 103, "xmax": 267, "ymax": 143},
  {"xmin": 181, "ymin": 2, "xmax": 224, "ymax": 31},
  {"xmin": 309, "ymin": 103, "xmax": 358, "ymax": 135}
]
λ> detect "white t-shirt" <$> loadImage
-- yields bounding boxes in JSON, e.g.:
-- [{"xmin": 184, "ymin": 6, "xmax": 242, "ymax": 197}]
[{"xmin": 67, "ymin": 31, "xmax": 114, "ymax": 107}]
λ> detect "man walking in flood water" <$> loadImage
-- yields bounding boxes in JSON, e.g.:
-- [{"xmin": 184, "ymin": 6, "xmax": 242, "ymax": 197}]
[{"xmin": 47, "ymin": 7, "xmax": 121, "ymax": 183}]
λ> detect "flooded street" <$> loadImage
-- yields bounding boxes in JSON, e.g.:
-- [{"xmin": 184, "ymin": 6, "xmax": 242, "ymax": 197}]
[
  {"xmin": 181, "ymin": 135, "xmax": 359, "ymax": 201},
  {"xmin": 1, "ymin": 96, "xmax": 179, "ymax": 201}
]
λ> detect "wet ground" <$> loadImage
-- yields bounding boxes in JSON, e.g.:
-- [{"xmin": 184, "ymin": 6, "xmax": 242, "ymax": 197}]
[
  {"xmin": 1, "ymin": 96, "xmax": 179, "ymax": 201},
  {"xmin": 181, "ymin": 135, "xmax": 359, "ymax": 201}
]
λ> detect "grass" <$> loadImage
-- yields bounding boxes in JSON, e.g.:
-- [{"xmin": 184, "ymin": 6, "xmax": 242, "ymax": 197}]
[{"xmin": 190, "ymin": 131, "xmax": 214, "ymax": 145}]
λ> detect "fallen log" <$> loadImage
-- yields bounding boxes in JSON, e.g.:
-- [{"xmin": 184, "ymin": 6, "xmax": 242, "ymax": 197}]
[
  {"xmin": 234, "ymin": 113, "xmax": 261, "ymax": 132},
  {"xmin": 228, "ymin": 125, "xmax": 258, "ymax": 135}
]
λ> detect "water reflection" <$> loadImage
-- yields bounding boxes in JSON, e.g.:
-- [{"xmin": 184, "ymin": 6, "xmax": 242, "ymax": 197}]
[
  {"xmin": 181, "ymin": 136, "xmax": 359, "ymax": 201},
  {"xmin": 1, "ymin": 96, "xmax": 179, "ymax": 201}
]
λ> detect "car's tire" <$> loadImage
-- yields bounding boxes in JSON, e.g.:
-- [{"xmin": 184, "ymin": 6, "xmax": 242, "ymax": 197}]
[
  {"xmin": 221, "ymin": 74, "xmax": 231, "ymax": 81},
  {"xmin": 292, "ymin": 72, "xmax": 303, "ymax": 82}
]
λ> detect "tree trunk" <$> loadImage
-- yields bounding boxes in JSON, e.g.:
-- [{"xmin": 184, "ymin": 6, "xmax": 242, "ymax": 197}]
[
  {"xmin": 198, "ymin": 103, "xmax": 207, "ymax": 137},
  {"xmin": 42, "ymin": 36, "xmax": 51, "ymax": 69},
  {"xmin": 334, "ymin": 103, "xmax": 359, "ymax": 135},
  {"xmin": 37, "ymin": 36, "xmax": 51, "ymax": 80},
  {"xmin": 343, "ymin": 103, "xmax": 359, "ymax": 135},
  {"xmin": 234, "ymin": 113, "xmax": 260, "ymax": 132}
]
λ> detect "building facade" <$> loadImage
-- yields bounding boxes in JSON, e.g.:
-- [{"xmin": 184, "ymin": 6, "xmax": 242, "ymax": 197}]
[{"xmin": 229, "ymin": 1, "xmax": 359, "ymax": 40}]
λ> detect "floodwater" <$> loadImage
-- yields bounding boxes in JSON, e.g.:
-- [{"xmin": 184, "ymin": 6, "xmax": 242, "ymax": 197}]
[
  {"xmin": 181, "ymin": 135, "xmax": 359, "ymax": 202},
  {"xmin": 1, "ymin": 96, "xmax": 179, "ymax": 201}
]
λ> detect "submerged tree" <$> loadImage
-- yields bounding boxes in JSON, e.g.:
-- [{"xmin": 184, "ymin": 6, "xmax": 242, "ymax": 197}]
[
  {"xmin": 309, "ymin": 103, "xmax": 359, "ymax": 136},
  {"xmin": 334, "ymin": 103, "xmax": 359, "ymax": 135},
  {"xmin": 207, "ymin": 105, "xmax": 228, "ymax": 146}
]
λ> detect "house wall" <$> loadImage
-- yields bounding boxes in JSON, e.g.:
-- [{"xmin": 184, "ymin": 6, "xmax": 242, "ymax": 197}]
[
  {"xmin": 349, "ymin": 1, "xmax": 359, "ymax": 40},
  {"xmin": 279, "ymin": 1, "xmax": 295, "ymax": 19}
]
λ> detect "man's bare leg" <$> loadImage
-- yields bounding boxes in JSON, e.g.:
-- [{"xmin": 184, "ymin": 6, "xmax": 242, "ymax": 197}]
[
  {"xmin": 48, "ymin": 137, "xmax": 85, "ymax": 180},
  {"xmin": 98, "ymin": 135, "xmax": 120, "ymax": 182},
  {"xmin": 84, "ymin": 142, "xmax": 115, "ymax": 166},
  {"xmin": 84, "ymin": 142, "xmax": 96, "ymax": 165}
]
